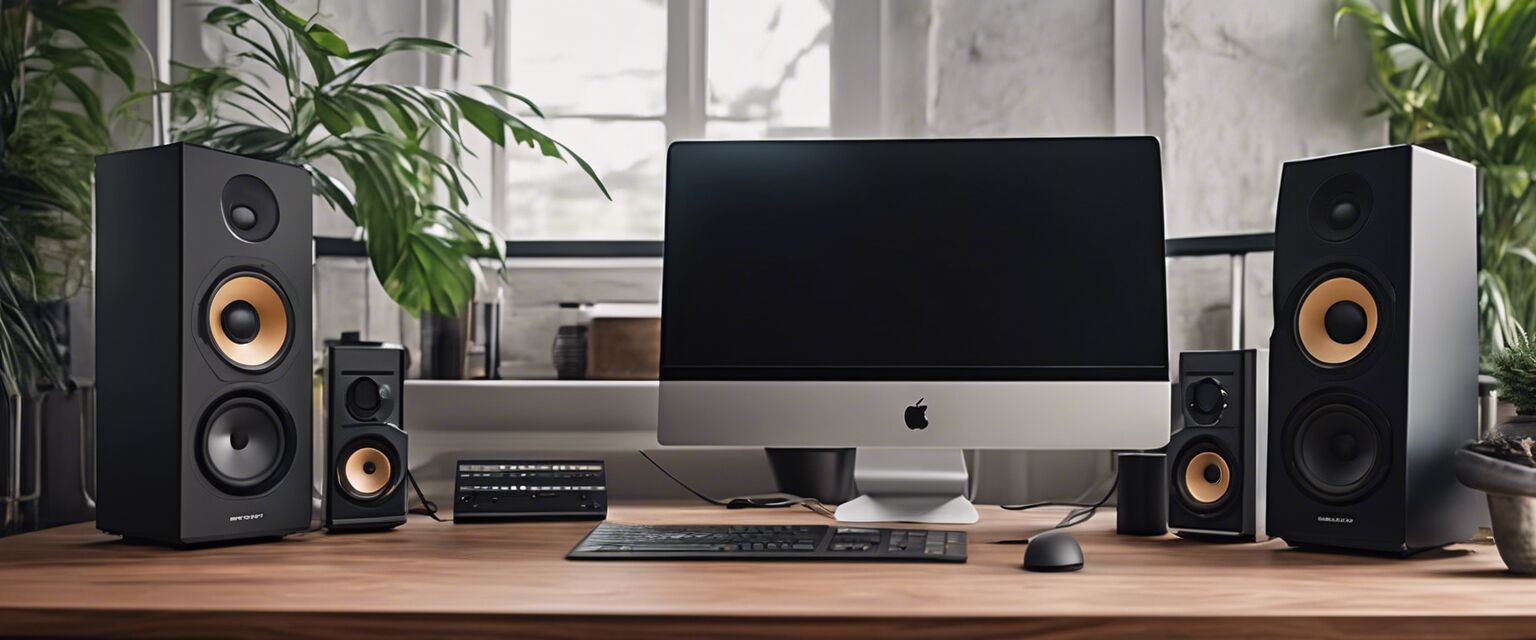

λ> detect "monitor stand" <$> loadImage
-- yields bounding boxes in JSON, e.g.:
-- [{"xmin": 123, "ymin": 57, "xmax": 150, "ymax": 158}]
[{"xmin": 834, "ymin": 449, "xmax": 978, "ymax": 524}]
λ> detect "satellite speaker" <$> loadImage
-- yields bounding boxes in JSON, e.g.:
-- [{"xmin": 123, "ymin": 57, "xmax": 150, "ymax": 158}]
[
  {"xmin": 1267, "ymin": 145, "xmax": 1482, "ymax": 554},
  {"xmin": 324, "ymin": 340, "xmax": 408, "ymax": 531},
  {"xmin": 1169, "ymin": 349, "xmax": 1268, "ymax": 542},
  {"xmin": 95, "ymin": 143, "xmax": 312, "ymax": 545}
]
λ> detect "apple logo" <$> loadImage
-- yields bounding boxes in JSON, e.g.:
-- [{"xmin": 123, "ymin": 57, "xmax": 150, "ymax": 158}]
[{"xmin": 904, "ymin": 398, "xmax": 929, "ymax": 430}]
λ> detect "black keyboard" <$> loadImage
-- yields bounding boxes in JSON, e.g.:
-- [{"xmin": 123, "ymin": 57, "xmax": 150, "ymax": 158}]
[{"xmin": 566, "ymin": 523, "xmax": 966, "ymax": 562}]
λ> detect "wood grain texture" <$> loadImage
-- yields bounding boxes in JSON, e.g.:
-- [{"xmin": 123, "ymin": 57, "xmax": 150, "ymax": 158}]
[{"xmin": 0, "ymin": 504, "xmax": 1531, "ymax": 639}]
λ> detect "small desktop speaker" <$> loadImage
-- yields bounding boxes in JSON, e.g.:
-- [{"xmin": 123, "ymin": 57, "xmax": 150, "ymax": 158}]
[
  {"xmin": 1267, "ymin": 145, "xmax": 1482, "ymax": 554},
  {"xmin": 1169, "ymin": 349, "xmax": 1268, "ymax": 542},
  {"xmin": 95, "ymin": 143, "xmax": 312, "ymax": 545},
  {"xmin": 324, "ymin": 340, "xmax": 408, "ymax": 531}
]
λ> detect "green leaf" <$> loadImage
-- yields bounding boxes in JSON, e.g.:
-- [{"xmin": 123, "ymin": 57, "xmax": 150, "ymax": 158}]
[
  {"xmin": 307, "ymin": 24, "xmax": 350, "ymax": 57},
  {"xmin": 314, "ymin": 95, "xmax": 354, "ymax": 136}
]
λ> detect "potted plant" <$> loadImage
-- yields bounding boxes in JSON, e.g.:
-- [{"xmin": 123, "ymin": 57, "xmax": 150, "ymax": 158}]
[
  {"xmin": 156, "ymin": 0, "xmax": 608, "ymax": 377},
  {"xmin": 1492, "ymin": 335, "xmax": 1536, "ymax": 438},
  {"xmin": 1459, "ymin": 334, "xmax": 1536, "ymax": 573},
  {"xmin": 1, "ymin": 0, "xmax": 138, "ymax": 532},
  {"xmin": 1337, "ymin": 0, "xmax": 1536, "ymax": 360}
]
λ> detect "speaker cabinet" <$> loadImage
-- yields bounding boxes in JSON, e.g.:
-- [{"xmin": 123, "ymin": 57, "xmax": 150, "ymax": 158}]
[
  {"xmin": 95, "ymin": 143, "xmax": 312, "ymax": 546},
  {"xmin": 1267, "ymin": 145, "xmax": 1482, "ymax": 554},
  {"xmin": 324, "ymin": 341, "xmax": 407, "ymax": 531},
  {"xmin": 1169, "ymin": 349, "xmax": 1268, "ymax": 542}
]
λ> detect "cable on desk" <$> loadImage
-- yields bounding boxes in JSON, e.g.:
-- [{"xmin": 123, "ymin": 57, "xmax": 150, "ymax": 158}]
[
  {"xmin": 995, "ymin": 468, "xmax": 1119, "ymax": 544},
  {"xmin": 638, "ymin": 450, "xmax": 835, "ymax": 519},
  {"xmin": 407, "ymin": 470, "xmax": 445, "ymax": 522}
]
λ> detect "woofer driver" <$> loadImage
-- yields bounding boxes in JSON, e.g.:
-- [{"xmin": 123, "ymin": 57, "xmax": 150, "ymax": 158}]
[
  {"xmin": 197, "ymin": 392, "xmax": 296, "ymax": 496},
  {"xmin": 206, "ymin": 271, "xmax": 292, "ymax": 371},
  {"xmin": 1295, "ymin": 273, "xmax": 1380, "ymax": 367},
  {"xmin": 1173, "ymin": 440, "xmax": 1236, "ymax": 514},
  {"xmin": 337, "ymin": 438, "xmax": 402, "ymax": 502}
]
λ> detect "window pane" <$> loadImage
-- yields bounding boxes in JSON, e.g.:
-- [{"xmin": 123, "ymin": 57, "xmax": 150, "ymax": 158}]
[
  {"xmin": 508, "ymin": 0, "xmax": 667, "ymax": 116},
  {"xmin": 707, "ymin": 0, "xmax": 831, "ymax": 132},
  {"xmin": 502, "ymin": 118, "xmax": 666, "ymax": 240}
]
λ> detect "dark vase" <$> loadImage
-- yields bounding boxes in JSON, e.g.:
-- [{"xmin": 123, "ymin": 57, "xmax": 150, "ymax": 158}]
[
  {"xmin": 419, "ymin": 308, "xmax": 470, "ymax": 380},
  {"xmin": 552, "ymin": 325, "xmax": 588, "ymax": 380}
]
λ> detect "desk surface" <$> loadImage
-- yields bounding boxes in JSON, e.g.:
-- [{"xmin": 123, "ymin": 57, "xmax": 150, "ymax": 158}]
[{"xmin": 0, "ymin": 504, "xmax": 1530, "ymax": 639}]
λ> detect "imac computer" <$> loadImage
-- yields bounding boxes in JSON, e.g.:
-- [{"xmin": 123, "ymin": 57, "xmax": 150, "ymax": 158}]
[{"xmin": 658, "ymin": 137, "xmax": 1170, "ymax": 524}]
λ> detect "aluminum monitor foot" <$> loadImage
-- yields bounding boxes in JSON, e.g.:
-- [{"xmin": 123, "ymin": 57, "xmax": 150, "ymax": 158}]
[{"xmin": 833, "ymin": 449, "xmax": 979, "ymax": 524}]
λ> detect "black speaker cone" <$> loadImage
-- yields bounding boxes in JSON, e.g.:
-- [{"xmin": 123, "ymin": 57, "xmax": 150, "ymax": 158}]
[
  {"xmin": 1308, "ymin": 173, "xmax": 1373, "ymax": 241},
  {"xmin": 345, "ymin": 377, "xmax": 392, "ymax": 422},
  {"xmin": 221, "ymin": 174, "xmax": 280, "ymax": 242},
  {"xmin": 198, "ymin": 393, "xmax": 296, "ymax": 496},
  {"xmin": 1184, "ymin": 377, "xmax": 1227, "ymax": 426},
  {"xmin": 1285, "ymin": 394, "xmax": 1389, "ymax": 504}
]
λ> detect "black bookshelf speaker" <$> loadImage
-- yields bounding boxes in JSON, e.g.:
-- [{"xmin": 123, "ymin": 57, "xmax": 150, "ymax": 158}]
[
  {"xmin": 1169, "ymin": 349, "xmax": 1268, "ymax": 542},
  {"xmin": 1266, "ymin": 145, "xmax": 1482, "ymax": 554},
  {"xmin": 324, "ymin": 340, "xmax": 408, "ymax": 531},
  {"xmin": 95, "ymin": 143, "xmax": 312, "ymax": 546}
]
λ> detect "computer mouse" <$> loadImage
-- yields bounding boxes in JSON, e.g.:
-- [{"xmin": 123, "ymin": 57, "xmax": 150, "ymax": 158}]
[{"xmin": 1023, "ymin": 530, "xmax": 1084, "ymax": 572}]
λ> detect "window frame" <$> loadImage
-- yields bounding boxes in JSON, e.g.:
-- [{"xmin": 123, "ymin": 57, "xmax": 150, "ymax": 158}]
[{"xmin": 490, "ymin": 0, "xmax": 875, "ymax": 248}]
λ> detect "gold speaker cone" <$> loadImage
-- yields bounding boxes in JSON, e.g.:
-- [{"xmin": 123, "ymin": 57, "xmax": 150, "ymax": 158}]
[
  {"xmin": 341, "ymin": 446, "xmax": 393, "ymax": 498},
  {"xmin": 1184, "ymin": 451, "xmax": 1231, "ymax": 504},
  {"xmin": 1296, "ymin": 276, "xmax": 1378, "ymax": 365},
  {"xmin": 208, "ymin": 274, "xmax": 290, "ymax": 369}
]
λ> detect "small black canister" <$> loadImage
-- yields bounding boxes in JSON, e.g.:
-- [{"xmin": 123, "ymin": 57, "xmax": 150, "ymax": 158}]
[
  {"xmin": 552, "ymin": 302, "xmax": 588, "ymax": 379},
  {"xmin": 1116, "ymin": 452, "xmax": 1168, "ymax": 536}
]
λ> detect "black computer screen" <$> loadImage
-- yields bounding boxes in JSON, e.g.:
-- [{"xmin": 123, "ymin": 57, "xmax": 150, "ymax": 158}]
[{"xmin": 661, "ymin": 137, "xmax": 1168, "ymax": 381}]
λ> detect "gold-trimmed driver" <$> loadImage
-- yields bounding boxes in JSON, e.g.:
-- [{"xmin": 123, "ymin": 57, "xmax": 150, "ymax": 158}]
[
  {"xmin": 207, "ymin": 274, "xmax": 290, "ymax": 369},
  {"xmin": 1184, "ymin": 451, "xmax": 1231, "ymax": 504},
  {"xmin": 1296, "ymin": 276, "xmax": 1378, "ymax": 366},
  {"xmin": 341, "ymin": 446, "xmax": 394, "ymax": 499}
]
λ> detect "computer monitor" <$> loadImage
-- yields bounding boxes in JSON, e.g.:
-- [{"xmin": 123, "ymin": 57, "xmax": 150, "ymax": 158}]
[{"xmin": 659, "ymin": 137, "xmax": 1170, "ymax": 523}]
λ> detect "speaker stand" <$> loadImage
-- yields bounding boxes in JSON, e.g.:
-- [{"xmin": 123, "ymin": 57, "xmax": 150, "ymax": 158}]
[{"xmin": 834, "ymin": 448, "xmax": 978, "ymax": 524}]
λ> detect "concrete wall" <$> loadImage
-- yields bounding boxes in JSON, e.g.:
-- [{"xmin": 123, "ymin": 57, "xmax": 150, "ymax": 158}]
[{"xmin": 1159, "ymin": 0, "xmax": 1386, "ymax": 352}]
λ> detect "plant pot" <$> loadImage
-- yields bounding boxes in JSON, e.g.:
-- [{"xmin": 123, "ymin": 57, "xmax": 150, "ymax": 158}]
[
  {"xmin": 1487, "ymin": 493, "xmax": 1536, "ymax": 574},
  {"xmin": 1456, "ymin": 447, "xmax": 1536, "ymax": 574}
]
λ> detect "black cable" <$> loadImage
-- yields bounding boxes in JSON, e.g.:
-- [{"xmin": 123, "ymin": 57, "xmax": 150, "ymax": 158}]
[
  {"xmin": 638, "ymin": 450, "xmax": 728, "ymax": 506},
  {"xmin": 638, "ymin": 450, "xmax": 835, "ymax": 518},
  {"xmin": 406, "ymin": 470, "xmax": 445, "ymax": 522},
  {"xmin": 996, "ymin": 469, "xmax": 1118, "ymax": 544}
]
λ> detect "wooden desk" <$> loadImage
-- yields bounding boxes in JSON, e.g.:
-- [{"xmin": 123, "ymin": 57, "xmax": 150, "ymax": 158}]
[{"xmin": 0, "ymin": 504, "xmax": 1529, "ymax": 638}]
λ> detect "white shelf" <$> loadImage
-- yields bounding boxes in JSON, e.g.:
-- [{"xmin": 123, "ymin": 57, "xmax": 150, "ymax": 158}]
[{"xmin": 404, "ymin": 379, "xmax": 658, "ymax": 433}]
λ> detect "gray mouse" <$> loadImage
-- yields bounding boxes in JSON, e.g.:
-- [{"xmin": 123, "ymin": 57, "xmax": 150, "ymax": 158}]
[{"xmin": 1023, "ymin": 530, "xmax": 1083, "ymax": 572}]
